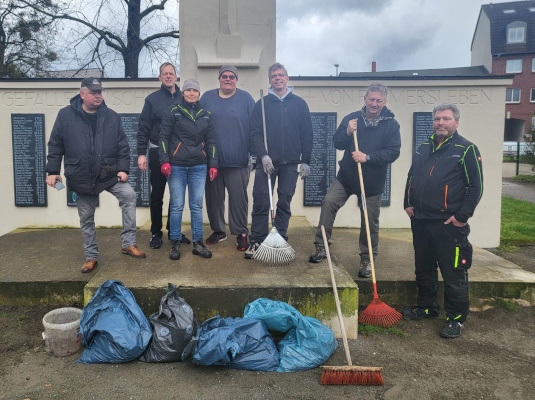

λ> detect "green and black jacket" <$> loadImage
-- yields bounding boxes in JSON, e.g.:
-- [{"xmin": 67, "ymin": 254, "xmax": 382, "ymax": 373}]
[
  {"xmin": 404, "ymin": 131, "xmax": 483, "ymax": 223},
  {"xmin": 159, "ymin": 96, "xmax": 218, "ymax": 168}
]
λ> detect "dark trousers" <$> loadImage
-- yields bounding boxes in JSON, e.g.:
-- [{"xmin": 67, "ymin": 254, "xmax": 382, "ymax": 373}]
[
  {"xmin": 250, "ymin": 164, "xmax": 298, "ymax": 243},
  {"xmin": 148, "ymin": 147, "xmax": 169, "ymax": 236},
  {"xmin": 411, "ymin": 218, "xmax": 472, "ymax": 322}
]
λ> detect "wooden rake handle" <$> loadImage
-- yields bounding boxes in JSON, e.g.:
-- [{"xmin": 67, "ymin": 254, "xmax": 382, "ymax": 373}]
[
  {"xmin": 352, "ymin": 131, "xmax": 379, "ymax": 294},
  {"xmin": 321, "ymin": 225, "xmax": 352, "ymax": 366}
]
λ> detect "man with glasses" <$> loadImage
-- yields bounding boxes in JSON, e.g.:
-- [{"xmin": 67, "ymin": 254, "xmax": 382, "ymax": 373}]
[
  {"xmin": 308, "ymin": 83, "xmax": 401, "ymax": 280},
  {"xmin": 245, "ymin": 62, "xmax": 313, "ymax": 259},
  {"xmin": 201, "ymin": 65, "xmax": 255, "ymax": 251}
]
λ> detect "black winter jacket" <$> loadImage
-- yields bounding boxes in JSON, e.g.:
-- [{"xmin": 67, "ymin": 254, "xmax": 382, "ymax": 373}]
[
  {"xmin": 250, "ymin": 92, "xmax": 313, "ymax": 165},
  {"xmin": 159, "ymin": 97, "xmax": 218, "ymax": 168},
  {"xmin": 46, "ymin": 95, "xmax": 130, "ymax": 195},
  {"xmin": 137, "ymin": 84, "xmax": 181, "ymax": 156},
  {"xmin": 335, "ymin": 107, "xmax": 401, "ymax": 197},
  {"xmin": 404, "ymin": 131, "xmax": 483, "ymax": 223}
]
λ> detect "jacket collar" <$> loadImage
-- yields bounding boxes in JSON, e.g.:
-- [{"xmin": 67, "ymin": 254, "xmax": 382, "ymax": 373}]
[{"xmin": 160, "ymin": 84, "xmax": 180, "ymax": 97}]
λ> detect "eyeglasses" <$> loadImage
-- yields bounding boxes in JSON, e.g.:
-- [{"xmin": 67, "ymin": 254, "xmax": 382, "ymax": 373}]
[
  {"xmin": 220, "ymin": 74, "xmax": 236, "ymax": 80},
  {"xmin": 270, "ymin": 73, "xmax": 287, "ymax": 79}
]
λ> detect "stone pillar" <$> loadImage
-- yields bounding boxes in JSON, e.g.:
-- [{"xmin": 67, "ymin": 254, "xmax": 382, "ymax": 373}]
[{"xmin": 179, "ymin": 0, "xmax": 276, "ymax": 99}]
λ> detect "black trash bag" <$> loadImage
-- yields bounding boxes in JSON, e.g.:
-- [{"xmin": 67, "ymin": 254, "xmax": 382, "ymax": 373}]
[
  {"xmin": 78, "ymin": 280, "xmax": 152, "ymax": 364},
  {"xmin": 140, "ymin": 283, "xmax": 199, "ymax": 362},
  {"xmin": 192, "ymin": 316, "xmax": 279, "ymax": 371}
]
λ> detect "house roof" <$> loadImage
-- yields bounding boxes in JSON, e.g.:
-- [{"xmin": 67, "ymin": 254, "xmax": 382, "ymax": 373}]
[
  {"xmin": 476, "ymin": 1, "xmax": 535, "ymax": 55},
  {"xmin": 337, "ymin": 65, "xmax": 491, "ymax": 79}
]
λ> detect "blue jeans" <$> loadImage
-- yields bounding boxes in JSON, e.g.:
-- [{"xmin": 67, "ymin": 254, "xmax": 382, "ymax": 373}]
[{"xmin": 168, "ymin": 164, "xmax": 207, "ymax": 243}]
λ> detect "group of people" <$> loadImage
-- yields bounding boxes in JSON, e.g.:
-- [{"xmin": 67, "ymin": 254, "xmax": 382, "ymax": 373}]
[{"xmin": 45, "ymin": 62, "xmax": 483, "ymax": 339}]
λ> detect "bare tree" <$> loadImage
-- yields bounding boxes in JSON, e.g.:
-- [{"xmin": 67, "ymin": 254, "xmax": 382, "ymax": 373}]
[
  {"xmin": 0, "ymin": 0, "xmax": 58, "ymax": 77},
  {"xmin": 23, "ymin": 0, "xmax": 179, "ymax": 78}
]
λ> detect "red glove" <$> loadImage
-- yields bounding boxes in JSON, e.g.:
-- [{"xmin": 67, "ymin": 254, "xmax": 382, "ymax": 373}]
[
  {"xmin": 161, "ymin": 163, "xmax": 171, "ymax": 178},
  {"xmin": 209, "ymin": 167, "xmax": 218, "ymax": 181}
]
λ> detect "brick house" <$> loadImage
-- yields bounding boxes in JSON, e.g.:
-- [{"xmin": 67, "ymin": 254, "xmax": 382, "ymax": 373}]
[{"xmin": 471, "ymin": 1, "xmax": 535, "ymax": 140}]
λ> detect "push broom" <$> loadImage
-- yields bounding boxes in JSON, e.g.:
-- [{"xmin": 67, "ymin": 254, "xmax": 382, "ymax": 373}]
[
  {"xmin": 353, "ymin": 130, "xmax": 402, "ymax": 328},
  {"xmin": 320, "ymin": 225, "xmax": 384, "ymax": 385},
  {"xmin": 253, "ymin": 90, "xmax": 296, "ymax": 265}
]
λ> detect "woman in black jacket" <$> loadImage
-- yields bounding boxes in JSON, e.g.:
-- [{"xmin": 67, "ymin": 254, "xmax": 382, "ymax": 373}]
[{"xmin": 159, "ymin": 79, "xmax": 218, "ymax": 260}]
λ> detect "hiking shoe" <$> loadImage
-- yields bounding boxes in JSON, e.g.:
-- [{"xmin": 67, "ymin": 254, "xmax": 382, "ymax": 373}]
[
  {"xmin": 169, "ymin": 240, "xmax": 181, "ymax": 260},
  {"xmin": 403, "ymin": 306, "xmax": 439, "ymax": 321},
  {"xmin": 150, "ymin": 234, "xmax": 162, "ymax": 249},
  {"xmin": 192, "ymin": 240, "xmax": 212, "ymax": 258},
  {"xmin": 206, "ymin": 231, "xmax": 227, "ymax": 245},
  {"xmin": 244, "ymin": 242, "xmax": 260, "ymax": 259},
  {"xmin": 309, "ymin": 246, "xmax": 326, "ymax": 263},
  {"xmin": 180, "ymin": 234, "xmax": 191, "ymax": 245},
  {"xmin": 440, "ymin": 319, "xmax": 464, "ymax": 338},
  {"xmin": 358, "ymin": 259, "xmax": 372, "ymax": 278},
  {"xmin": 237, "ymin": 234, "xmax": 249, "ymax": 251}
]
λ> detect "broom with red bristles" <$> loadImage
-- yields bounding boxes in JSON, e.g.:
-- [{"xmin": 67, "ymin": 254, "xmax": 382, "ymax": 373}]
[
  {"xmin": 320, "ymin": 225, "xmax": 384, "ymax": 385},
  {"xmin": 353, "ymin": 129, "xmax": 402, "ymax": 328}
]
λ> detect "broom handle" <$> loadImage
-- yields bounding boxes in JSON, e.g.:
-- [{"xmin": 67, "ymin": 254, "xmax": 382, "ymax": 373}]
[
  {"xmin": 321, "ymin": 225, "xmax": 352, "ymax": 366},
  {"xmin": 352, "ymin": 130, "xmax": 379, "ymax": 298},
  {"xmin": 260, "ymin": 89, "xmax": 276, "ymax": 223}
]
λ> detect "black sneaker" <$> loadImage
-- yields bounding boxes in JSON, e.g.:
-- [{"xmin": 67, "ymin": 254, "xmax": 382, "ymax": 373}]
[
  {"xmin": 403, "ymin": 307, "xmax": 439, "ymax": 321},
  {"xmin": 180, "ymin": 234, "xmax": 191, "ymax": 245},
  {"xmin": 244, "ymin": 242, "xmax": 260, "ymax": 259},
  {"xmin": 206, "ymin": 232, "xmax": 227, "ymax": 245},
  {"xmin": 150, "ymin": 234, "xmax": 162, "ymax": 249},
  {"xmin": 169, "ymin": 239, "xmax": 181, "ymax": 260},
  {"xmin": 309, "ymin": 246, "xmax": 326, "ymax": 263},
  {"xmin": 358, "ymin": 259, "xmax": 372, "ymax": 278},
  {"xmin": 237, "ymin": 234, "xmax": 249, "ymax": 251},
  {"xmin": 192, "ymin": 240, "xmax": 212, "ymax": 258},
  {"xmin": 440, "ymin": 319, "xmax": 464, "ymax": 338}
]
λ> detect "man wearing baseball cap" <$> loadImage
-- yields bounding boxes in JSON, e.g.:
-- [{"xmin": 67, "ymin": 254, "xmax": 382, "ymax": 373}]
[
  {"xmin": 46, "ymin": 77, "xmax": 146, "ymax": 273},
  {"xmin": 201, "ymin": 65, "xmax": 255, "ymax": 251}
]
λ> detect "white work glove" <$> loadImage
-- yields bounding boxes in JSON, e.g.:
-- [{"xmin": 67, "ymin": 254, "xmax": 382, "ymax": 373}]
[
  {"xmin": 248, "ymin": 155, "xmax": 257, "ymax": 173},
  {"xmin": 262, "ymin": 155, "xmax": 275, "ymax": 175},
  {"xmin": 299, "ymin": 163, "xmax": 310, "ymax": 179}
]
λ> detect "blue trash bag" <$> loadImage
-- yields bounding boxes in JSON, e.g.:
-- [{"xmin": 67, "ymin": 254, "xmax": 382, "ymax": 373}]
[
  {"xmin": 243, "ymin": 298, "xmax": 338, "ymax": 372},
  {"xmin": 78, "ymin": 280, "xmax": 152, "ymax": 363},
  {"xmin": 192, "ymin": 316, "xmax": 279, "ymax": 371}
]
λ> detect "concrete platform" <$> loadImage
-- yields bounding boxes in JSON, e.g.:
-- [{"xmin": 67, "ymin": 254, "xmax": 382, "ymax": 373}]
[{"xmin": 1, "ymin": 217, "xmax": 534, "ymax": 338}]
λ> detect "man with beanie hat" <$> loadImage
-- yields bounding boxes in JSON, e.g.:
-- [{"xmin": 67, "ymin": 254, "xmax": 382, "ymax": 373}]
[
  {"xmin": 201, "ymin": 65, "xmax": 255, "ymax": 251},
  {"xmin": 137, "ymin": 62, "xmax": 190, "ymax": 250}
]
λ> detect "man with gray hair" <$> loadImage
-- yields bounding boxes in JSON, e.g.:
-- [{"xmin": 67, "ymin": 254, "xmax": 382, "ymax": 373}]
[
  {"xmin": 403, "ymin": 103, "xmax": 483, "ymax": 339},
  {"xmin": 309, "ymin": 83, "xmax": 401, "ymax": 281}
]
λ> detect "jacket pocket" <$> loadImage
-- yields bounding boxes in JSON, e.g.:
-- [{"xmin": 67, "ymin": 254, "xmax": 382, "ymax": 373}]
[
  {"xmin": 98, "ymin": 157, "xmax": 117, "ymax": 181},
  {"xmin": 455, "ymin": 242, "xmax": 472, "ymax": 270},
  {"xmin": 64, "ymin": 158, "xmax": 80, "ymax": 179}
]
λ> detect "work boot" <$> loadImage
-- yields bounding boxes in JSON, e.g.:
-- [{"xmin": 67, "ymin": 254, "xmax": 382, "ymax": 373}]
[
  {"xmin": 309, "ymin": 246, "xmax": 326, "ymax": 263},
  {"xmin": 81, "ymin": 260, "xmax": 98, "ymax": 273},
  {"xmin": 244, "ymin": 242, "xmax": 260, "ymax": 259},
  {"xmin": 169, "ymin": 240, "xmax": 181, "ymax": 260},
  {"xmin": 236, "ymin": 234, "xmax": 249, "ymax": 251},
  {"xmin": 358, "ymin": 259, "xmax": 372, "ymax": 278},
  {"xmin": 440, "ymin": 318, "xmax": 464, "ymax": 338},
  {"xmin": 121, "ymin": 245, "xmax": 146, "ymax": 258},
  {"xmin": 403, "ymin": 306, "xmax": 439, "ymax": 321},
  {"xmin": 192, "ymin": 240, "xmax": 212, "ymax": 258},
  {"xmin": 206, "ymin": 231, "xmax": 227, "ymax": 245},
  {"xmin": 150, "ymin": 234, "xmax": 162, "ymax": 249}
]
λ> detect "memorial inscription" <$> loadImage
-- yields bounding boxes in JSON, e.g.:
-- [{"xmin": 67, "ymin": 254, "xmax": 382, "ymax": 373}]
[{"xmin": 413, "ymin": 112, "xmax": 433, "ymax": 155}]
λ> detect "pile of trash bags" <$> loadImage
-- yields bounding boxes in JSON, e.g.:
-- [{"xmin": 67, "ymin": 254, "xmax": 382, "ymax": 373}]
[{"xmin": 78, "ymin": 280, "xmax": 337, "ymax": 372}]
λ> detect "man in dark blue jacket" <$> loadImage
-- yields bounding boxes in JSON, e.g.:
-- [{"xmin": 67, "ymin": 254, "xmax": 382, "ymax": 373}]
[
  {"xmin": 403, "ymin": 103, "xmax": 483, "ymax": 339},
  {"xmin": 309, "ymin": 83, "xmax": 401, "ymax": 280},
  {"xmin": 46, "ymin": 78, "xmax": 146, "ymax": 274},
  {"xmin": 245, "ymin": 62, "xmax": 313, "ymax": 259},
  {"xmin": 137, "ymin": 62, "xmax": 190, "ymax": 249}
]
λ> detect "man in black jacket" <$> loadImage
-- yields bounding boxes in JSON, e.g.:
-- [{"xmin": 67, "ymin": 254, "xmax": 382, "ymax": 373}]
[
  {"xmin": 403, "ymin": 103, "xmax": 483, "ymax": 339},
  {"xmin": 309, "ymin": 83, "xmax": 401, "ymax": 279},
  {"xmin": 137, "ymin": 62, "xmax": 190, "ymax": 249},
  {"xmin": 245, "ymin": 62, "xmax": 313, "ymax": 259},
  {"xmin": 46, "ymin": 78, "xmax": 146, "ymax": 274}
]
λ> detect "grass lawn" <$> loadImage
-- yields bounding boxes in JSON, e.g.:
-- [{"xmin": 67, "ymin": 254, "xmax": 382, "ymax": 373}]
[
  {"xmin": 501, "ymin": 197, "xmax": 535, "ymax": 249},
  {"xmin": 510, "ymin": 175, "xmax": 535, "ymax": 184}
]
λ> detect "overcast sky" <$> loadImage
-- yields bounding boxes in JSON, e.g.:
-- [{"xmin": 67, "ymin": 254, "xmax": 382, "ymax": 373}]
[{"xmin": 276, "ymin": 0, "xmax": 519, "ymax": 76}]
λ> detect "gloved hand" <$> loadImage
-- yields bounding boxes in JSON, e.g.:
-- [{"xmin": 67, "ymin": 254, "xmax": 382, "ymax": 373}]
[
  {"xmin": 209, "ymin": 167, "xmax": 218, "ymax": 181},
  {"xmin": 262, "ymin": 155, "xmax": 274, "ymax": 175},
  {"xmin": 299, "ymin": 163, "xmax": 310, "ymax": 180},
  {"xmin": 161, "ymin": 162, "xmax": 171, "ymax": 178},
  {"xmin": 248, "ymin": 155, "xmax": 257, "ymax": 173}
]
